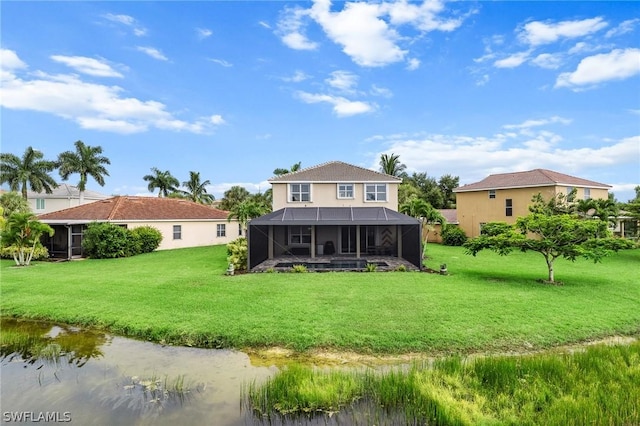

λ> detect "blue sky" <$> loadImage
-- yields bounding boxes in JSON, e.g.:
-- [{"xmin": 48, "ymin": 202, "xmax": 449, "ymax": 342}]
[{"xmin": 1, "ymin": 1, "xmax": 639, "ymax": 202}]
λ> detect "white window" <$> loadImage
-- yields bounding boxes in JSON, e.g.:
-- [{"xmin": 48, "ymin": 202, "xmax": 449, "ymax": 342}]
[
  {"xmin": 289, "ymin": 226, "xmax": 311, "ymax": 244},
  {"xmin": 584, "ymin": 188, "xmax": 591, "ymax": 200},
  {"xmin": 488, "ymin": 190, "xmax": 496, "ymax": 199},
  {"xmin": 289, "ymin": 183, "xmax": 311, "ymax": 202},
  {"xmin": 365, "ymin": 184, "xmax": 387, "ymax": 202},
  {"xmin": 36, "ymin": 199, "xmax": 45, "ymax": 210},
  {"xmin": 173, "ymin": 225, "xmax": 182, "ymax": 240},
  {"xmin": 338, "ymin": 183, "xmax": 354, "ymax": 199},
  {"xmin": 217, "ymin": 224, "xmax": 226, "ymax": 237}
]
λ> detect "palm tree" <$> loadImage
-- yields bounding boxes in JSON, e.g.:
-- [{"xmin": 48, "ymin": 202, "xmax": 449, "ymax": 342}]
[
  {"xmin": 227, "ymin": 199, "xmax": 270, "ymax": 235},
  {"xmin": 1, "ymin": 212, "xmax": 54, "ymax": 266},
  {"xmin": 0, "ymin": 147, "xmax": 58, "ymax": 199},
  {"xmin": 58, "ymin": 140, "xmax": 110, "ymax": 204},
  {"xmin": 218, "ymin": 185, "xmax": 251, "ymax": 211},
  {"xmin": 400, "ymin": 197, "xmax": 445, "ymax": 252},
  {"xmin": 143, "ymin": 167, "xmax": 180, "ymax": 197},
  {"xmin": 273, "ymin": 162, "xmax": 302, "ymax": 176},
  {"xmin": 180, "ymin": 171, "xmax": 215, "ymax": 204},
  {"xmin": 379, "ymin": 153, "xmax": 406, "ymax": 177}
]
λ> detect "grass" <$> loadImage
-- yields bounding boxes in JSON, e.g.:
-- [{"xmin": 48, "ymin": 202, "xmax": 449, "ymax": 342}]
[
  {"xmin": 244, "ymin": 341, "xmax": 640, "ymax": 425},
  {"xmin": 1, "ymin": 244, "xmax": 639, "ymax": 354}
]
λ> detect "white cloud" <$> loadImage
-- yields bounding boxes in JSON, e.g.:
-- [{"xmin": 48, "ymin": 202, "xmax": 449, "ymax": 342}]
[
  {"xmin": 326, "ymin": 70, "xmax": 358, "ymax": 92},
  {"xmin": 530, "ymin": 53, "xmax": 564, "ymax": 69},
  {"xmin": 50, "ymin": 55, "xmax": 124, "ymax": 78},
  {"xmin": 493, "ymin": 51, "xmax": 530, "ymax": 68},
  {"xmin": 196, "ymin": 28, "xmax": 213, "ymax": 39},
  {"xmin": 475, "ymin": 74, "xmax": 490, "ymax": 86},
  {"xmin": 102, "ymin": 13, "xmax": 147, "ymax": 36},
  {"xmin": 136, "ymin": 46, "xmax": 169, "ymax": 61},
  {"xmin": 208, "ymin": 58, "xmax": 232, "ymax": 67},
  {"xmin": 370, "ymin": 84, "xmax": 393, "ymax": 98},
  {"xmin": 406, "ymin": 58, "xmax": 420, "ymax": 70},
  {"xmin": 0, "ymin": 50, "xmax": 221, "ymax": 135},
  {"xmin": 1, "ymin": 48, "xmax": 27, "ymax": 71},
  {"xmin": 258, "ymin": 21, "xmax": 271, "ymax": 29},
  {"xmin": 296, "ymin": 91, "xmax": 375, "ymax": 117},
  {"xmin": 605, "ymin": 18, "xmax": 640, "ymax": 38},
  {"xmin": 518, "ymin": 17, "xmax": 608, "ymax": 46},
  {"xmin": 371, "ymin": 132, "xmax": 639, "ymax": 186},
  {"xmin": 277, "ymin": 6, "xmax": 319, "ymax": 50},
  {"xmin": 556, "ymin": 48, "xmax": 640, "ymax": 89},
  {"xmin": 136, "ymin": 46, "xmax": 168, "ymax": 61},
  {"xmin": 276, "ymin": 0, "xmax": 467, "ymax": 67},
  {"xmin": 503, "ymin": 116, "xmax": 572, "ymax": 130},
  {"xmin": 282, "ymin": 70, "xmax": 309, "ymax": 82}
]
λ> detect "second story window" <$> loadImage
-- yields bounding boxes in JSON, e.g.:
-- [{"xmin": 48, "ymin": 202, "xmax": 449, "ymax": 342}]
[
  {"xmin": 338, "ymin": 183, "xmax": 354, "ymax": 199},
  {"xmin": 584, "ymin": 188, "xmax": 591, "ymax": 200},
  {"xmin": 505, "ymin": 199, "xmax": 513, "ymax": 217},
  {"xmin": 36, "ymin": 199, "xmax": 46, "ymax": 210},
  {"xmin": 365, "ymin": 184, "xmax": 387, "ymax": 202},
  {"xmin": 488, "ymin": 190, "xmax": 496, "ymax": 199},
  {"xmin": 289, "ymin": 183, "xmax": 310, "ymax": 202}
]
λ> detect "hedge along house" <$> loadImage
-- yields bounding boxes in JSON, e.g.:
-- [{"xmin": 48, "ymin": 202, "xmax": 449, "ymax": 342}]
[
  {"xmin": 247, "ymin": 161, "xmax": 423, "ymax": 270},
  {"xmin": 37, "ymin": 196, "xmax": 240, "ymax": 259},
  {"xmin": 453, "ymin": 169, "xmax": 612, "ymax": 238}
]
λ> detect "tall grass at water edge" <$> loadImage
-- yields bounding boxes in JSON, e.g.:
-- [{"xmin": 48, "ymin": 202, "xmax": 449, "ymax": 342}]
[{"xmin": 245, "ymin": 341, "xmax": 640, "ymax": 425}]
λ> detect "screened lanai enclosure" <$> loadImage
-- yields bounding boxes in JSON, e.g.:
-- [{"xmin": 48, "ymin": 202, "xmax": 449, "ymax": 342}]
[{"xmin": 247, "ymin": 207, "xmax": 422, "ymax": 270}]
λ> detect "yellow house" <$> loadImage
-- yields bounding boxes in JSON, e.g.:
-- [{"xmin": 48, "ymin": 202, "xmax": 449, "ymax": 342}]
[{"xmin": 453, "ymin": 169, "xmax": 611, "ymax": 238}]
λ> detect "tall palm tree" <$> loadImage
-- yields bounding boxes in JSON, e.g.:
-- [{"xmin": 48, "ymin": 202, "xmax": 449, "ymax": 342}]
[
  {"xmin": 58, "ymin": 140, "xmax": 110, "ymax": 204},
  {"xmin": 218, "ymin": 185, "xmax": 251, "ymax": 211},
  {"xmin": 379, "ymin": 153, "xmax": 406, "ymax": 177},
  {"xmin": 143, "ymin": 167, "xmax": 180, "ymax": 197},
  {"xmin": 180, "ymin": 171, "xmax": 215, "ymax": 204},
  {"xmin": 0, "ymin": 147, "xmax": 58, "ymax": 199}
]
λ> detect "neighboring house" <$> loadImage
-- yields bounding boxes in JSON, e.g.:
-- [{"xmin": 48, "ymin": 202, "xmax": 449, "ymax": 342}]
[
  {"xmin": 453, "ymin": 169, "xmax": 611, "ymax": 238},
  {"xmin": 27, "ymin": 184, "xmax": 110, "ymax": 214},
  {"xmin": 247, "ymin": 161, "xmax": 422, "ymax": 270},
  {"xmin": 37, "ymin": 196, "xmax": 240, "ymax": 259},
  {"xmin": 425, "ymin": 209, "xmax": 459, "ymax": 243}
]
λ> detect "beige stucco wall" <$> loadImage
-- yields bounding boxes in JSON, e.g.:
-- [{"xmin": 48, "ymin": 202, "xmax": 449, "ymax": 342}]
[
  {"xmin": 117, "ymin": 219, "xmax": 242, "ymax": 250},
  {"xmin": 456, "ymin": 185, "xmax": 609, "ymax": 238},
  {"xmin": 271, "ymin": 182, "xmax": 399, "ymax": 211}
]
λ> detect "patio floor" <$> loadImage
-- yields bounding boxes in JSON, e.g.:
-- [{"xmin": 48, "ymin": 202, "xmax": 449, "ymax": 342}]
[{"xmin": 251, "ymin": 254, "xmax": 420, "ymax": 272}]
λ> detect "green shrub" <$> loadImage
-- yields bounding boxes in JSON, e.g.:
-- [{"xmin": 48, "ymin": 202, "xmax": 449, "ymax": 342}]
[
  {"xmin": 365, "ymin": 263, "xmax": 377, "ymax": 272},
  {"xmin": 441, "ymin": 225, "xmax": 468, "ymax": 246},
  {"xmin": 82, "ymin": 222, "xmax": 139, "ymax": 259},
  {"xmin": 130, "ymin": 226, "xmax": 163, "ymax": 253},
  {"xmin": 227, "ymin": 237, "xmax": 248, "ymax": 272},
  {"xmin": 394, "ymin": 264, "xmax": 407, "ymax": 272},
  {"xmin": 480, "ymin": 222, "xmax": 512, "ymax": 236},
  {"xmin": 291, "ymin": 264, "xmax": 308, "ymax": 273},
  {"xmin": 0, "ymin": 242, "xmax": 49, "ymax": 261}
]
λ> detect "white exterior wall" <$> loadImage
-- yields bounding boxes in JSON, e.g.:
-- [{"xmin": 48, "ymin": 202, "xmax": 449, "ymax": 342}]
[
  {"xmin": 272, "ymin": 182, "xmax": 399, "ymax": 211},
  {"xmin": 118, "ymin": 219, "xmax": 243, "ymax": 250},
  {"xmin": 31, "ymin": 197, "xmax": 104, "ymax": 215}
]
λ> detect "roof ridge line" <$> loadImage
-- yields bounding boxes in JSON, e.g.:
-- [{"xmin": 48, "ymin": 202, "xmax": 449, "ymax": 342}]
[{"xmin": 107, "ymin": 196, "xmax": 125, "ymax": 220}]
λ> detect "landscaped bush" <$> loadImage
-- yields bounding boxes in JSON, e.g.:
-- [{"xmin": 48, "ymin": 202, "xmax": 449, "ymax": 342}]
[
  {"xmin": 82, "ymin": 222, "xmax": 140, "ymax": 259},
  {"xmin": 227, "ymin": 237, "xmax": 247, "ymax": 272},
  {"xmin": 0, "ymin": 243, "xmax": 49, "ymax": 261},
  {"xmin": 441, "ymin": 225, "xmax": 468, "ymax": 246},
  {"xmin": 130, "ymin": 226, "xmax": 163, "ymax": 253}
]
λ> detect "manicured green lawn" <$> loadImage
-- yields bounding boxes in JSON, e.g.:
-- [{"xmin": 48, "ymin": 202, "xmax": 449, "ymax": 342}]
[{"xmin": 1, "ymin": 244, "xmax": 639, "ymax": 354}]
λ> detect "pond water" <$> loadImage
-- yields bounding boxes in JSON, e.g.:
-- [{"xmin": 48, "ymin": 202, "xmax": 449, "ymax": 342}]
[{"xmin": 1, "ymin": 318, "xmax": 278, "ymax": 426}]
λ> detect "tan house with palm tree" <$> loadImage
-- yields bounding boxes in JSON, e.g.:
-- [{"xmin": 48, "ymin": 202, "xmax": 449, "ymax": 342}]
[
  {"xmin": 453, "ymin": 169, "xmax": 611, "ymax": 238},
  {"xmin": 247, "ymin": 161, "xmax": 422, "ymax": 270}
]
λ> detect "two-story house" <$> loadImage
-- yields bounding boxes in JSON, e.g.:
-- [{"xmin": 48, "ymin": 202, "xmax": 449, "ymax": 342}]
[
  {"xmin": 27, "ymin": 184, "xmax": 110, "ymax": 214},
  {"xmin": 453, "ymin": 169, "xmax": 611, "ymax": 238},
  {"xmin": 247, "ymin": 161, "xmax": 422, "ymax": 270}
]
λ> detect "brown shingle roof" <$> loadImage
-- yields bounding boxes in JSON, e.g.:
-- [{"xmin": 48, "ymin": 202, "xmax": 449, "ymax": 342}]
[
  {"xmin": 437, "ymin": 209, "xmax": 458, "ymax": 224},
  {"xmin": 38, "ymin": 196, "xmax": 230, "ymax": 221},
  {"xmin": 268, "ymin": 161, "xmax": 402, "ymax": 183},
  {"xmin": 453, "ymin": 169, "xmax": 611, "ymax": 192}
]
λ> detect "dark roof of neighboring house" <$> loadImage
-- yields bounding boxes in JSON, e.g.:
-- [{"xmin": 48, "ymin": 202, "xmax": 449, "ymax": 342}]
[
  {"xmin": 453, "ymin": 169, "xmax": 611, "ymax": 192},
  {"xmin": 249, "ymin": 207, "xmax": 419, "ymax": 226},
  {"xmin": 26, "ymin": 183, "xmax": 109, "ymax": 200},
  {"xmin": 268, "ymin": 161, "xmax": 402, "ymax": 183},
  {"xmin": 438, "ymin": 209, "xmax": 458, "ymax": 224},
  {"xmin": 38, "ymin": 196, "xmax": 230, "ymax": 222}
]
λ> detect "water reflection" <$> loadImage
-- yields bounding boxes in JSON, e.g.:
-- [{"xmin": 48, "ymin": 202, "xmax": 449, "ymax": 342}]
[{"xmin": 1, "ymin": 318, "xmax": 276, "ymax": 425}]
